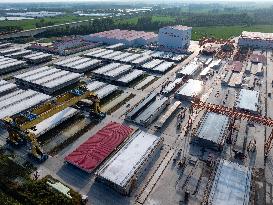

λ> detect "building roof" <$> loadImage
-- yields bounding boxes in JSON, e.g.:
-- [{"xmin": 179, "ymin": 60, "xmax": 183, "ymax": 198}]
[
  {"xmin": 98, "ymin": 130, "xmax": 161, "ymax": 188},
  {"xmin": 208, "ymin": 159, "xmax": 251, "ymax": 205},
  {"xmin": 241, "ymin": 31, "xmax": 273, "ymax": 41},
  {"xmin": 161, "ymin": 25, "xmax": 192, "ymax": 31}
]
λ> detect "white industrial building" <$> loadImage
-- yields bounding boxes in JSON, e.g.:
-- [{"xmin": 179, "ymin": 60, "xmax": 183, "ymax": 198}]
[
  {"xmin": 97, "ymin": 130, "xmax": 163, "ymax": 195},
  {"xmin": 158, "ymin": 25, "xmax": 192, "ymax": 50},
  {"xmin": 238, "ymin": 31, "xmax": 273, "ymax": 49}
]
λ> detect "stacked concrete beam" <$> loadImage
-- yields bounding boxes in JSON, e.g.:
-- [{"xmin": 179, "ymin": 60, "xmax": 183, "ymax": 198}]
[
  {"xmin": 14, "ymin": 66, "xmax": 83, "ymax": 94},
  {"xmin": 0, "ymin": 89, "xmax": 51, "ymax": 119},
  {"xmin": 55, "ymin": 57, "xmax": 102, "ymax": 73},
  {"xmin": 0, "ymin": 80, "xmax": 17, "ymax": 96},
  {"xmin": 23, "ymin": 52, "xmax": 52, "ymax": 64},
  {"xmin": 0, "ymin": 56, "xmax": 27, "ymax": 74}
]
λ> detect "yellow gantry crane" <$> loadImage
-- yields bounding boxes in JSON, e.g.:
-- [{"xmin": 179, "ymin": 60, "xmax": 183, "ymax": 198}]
[{"xmin": 1, "ymin": 84, "xmax": 105, "ymax": 162}]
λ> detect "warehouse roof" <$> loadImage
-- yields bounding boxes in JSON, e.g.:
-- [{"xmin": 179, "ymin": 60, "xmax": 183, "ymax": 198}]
[
  {"xmin": 98, "ymin": 130, "xmax": 160, "ymax": 188},
  {"xmin": 236, "ymin": 89, "xmax": 259, "ymax": 113},
  {"xmin": 208, "ymin": 159, "xmax": 251, "ymax": 205},
  {"xmin": 65, "ymin": 122, "xmax": 134, "ymax": 173}
]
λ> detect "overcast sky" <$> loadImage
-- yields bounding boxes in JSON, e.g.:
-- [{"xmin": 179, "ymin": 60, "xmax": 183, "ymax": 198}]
[{"xmin": 0, "ymin": 0, "xmax": 268, "ymax": 3}]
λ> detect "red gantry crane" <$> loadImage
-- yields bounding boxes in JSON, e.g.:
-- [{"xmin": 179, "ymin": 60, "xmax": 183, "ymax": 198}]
[{"xmin": 187, "ymin": 98, "xmax": 273, "ymax": 157}]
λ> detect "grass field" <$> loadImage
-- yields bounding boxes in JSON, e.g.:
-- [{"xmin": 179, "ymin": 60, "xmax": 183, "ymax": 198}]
[
  {"xmin": 0, "ymin": 15, "xmax": 95, "ymax": 30},
  {"xmin": 192, "ymin": 25, "xmax": 273, "ymax": 40}
]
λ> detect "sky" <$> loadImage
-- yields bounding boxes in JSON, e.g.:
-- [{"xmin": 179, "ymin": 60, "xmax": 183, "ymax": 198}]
[{"xmin": 0, "ymin": 0, "xmax": 268, "ymax": 2}]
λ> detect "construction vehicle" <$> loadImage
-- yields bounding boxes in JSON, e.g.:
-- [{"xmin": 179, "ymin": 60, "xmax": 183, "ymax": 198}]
[
  {"xmin": 188, "ymin": 98, "xmax": 273, "ymax": 158},
  {"xmin": 1, "ymin": 84, "xmax": 105, "ymax": 162}
]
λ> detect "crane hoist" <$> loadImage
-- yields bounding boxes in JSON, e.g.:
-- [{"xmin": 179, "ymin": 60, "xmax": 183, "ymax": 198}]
[
  {"xmin": 187, "ymin": 98, "xmax": 273, "ymax": 158},
  {"xmin": 1, "ymin": 85, "xmax": 105, "ymax": 162}
]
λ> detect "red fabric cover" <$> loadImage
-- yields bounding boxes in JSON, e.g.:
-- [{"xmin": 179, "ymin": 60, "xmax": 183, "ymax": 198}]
[{"xmin": 65, "ymin": 122, "xmax": 133, "ymax": 172}]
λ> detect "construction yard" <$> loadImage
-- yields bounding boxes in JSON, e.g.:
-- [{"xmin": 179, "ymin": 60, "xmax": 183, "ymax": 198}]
[{"xmin": 0, "ymin": 29, "xmax": 273, "ymax": 205}]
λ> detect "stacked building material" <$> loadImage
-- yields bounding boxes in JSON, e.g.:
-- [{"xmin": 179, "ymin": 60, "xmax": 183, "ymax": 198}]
[
  {"xmin": 192, "ymin": 112, "xmax": 230, "ymax": 151},
  {"xmin": 23, "ymin": 52, "xmax": 52, "ymax": 64},
  {"xmin": 126, "ymin": 92, "xmax": 157, "ymax": 121},
  {"xmin": 0, "ymin": 80, "xmax": 17, "ymax": 96},
  {"xmin": 55, "ymin": 57, "xmax": 102, "ymax": 73},
  {"xmin": 175, "ymin": 79, "xmax": 203, "ymax": 100},
  {"xmin": 97, "ymin": 130, "xmax": 163, "ymax": 195},
  {"xmin": 235, "ymin": 89, "xmax": 259, "ymax": 114},
  {"xmin": 14, "ymin": 66, "xmax": 83, "ymax": 94},
  {"xmin": 155, "ymin": 101, "xmax": 181, "ymax": 129},
  {"xmin": 30, "ymin": 107, "xmax": 79, "ymax": 137},
  {"xmin": 0, "ymin": 47, "xmax": 21, "ymax": 55},
  {"xmin": 134, "ymin": 96, "xmax": 169, "ymax": 127},
  {"xmin": 0, "ymin": 56, "xmax": 27, "ymax": 74},
  {"xmin": 161, "ymin": 78, "xmax": 184, "ymax": 96},
  {"xmin": 65, "ymin": 122, "xmax": 134, "ymax": 173},
  {"xmin": 177, "ymin": 60, "xmax": 202, "ymax": 77},
  {"xmin": 0, "ymin": 89, "xmax": 51, "ymax": 119},
  {"xmin": 117, "ymin": 69, "xmax": 144, "ymax": 86},
  {"xmin": 208, "ymin": 159, "xmax": 251, "ymax": 205}
]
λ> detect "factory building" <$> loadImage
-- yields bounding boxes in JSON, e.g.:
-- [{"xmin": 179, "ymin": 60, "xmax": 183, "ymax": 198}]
[
  {"xmin": 0, "ymin": 56, "xmax": 27, "ymax": 74},
  {"xmin": 158, "ymin": 25, "xmax": 192, "ymax": 51},
  {"xmin": 175, "ymin": 79, "xmax": 204, "ymax": 101},
  {"xmin": 238, "ymin": 31, "xmax": 273, "ymax": 49},
  {"xmin": 0, "ymin": 80, "xmax": 17, "ymax": 96},
  {"xmin": 84, "ymin": 29, "xmax": 158, "ymax": 46},
  {"xmin": 0, "ymin": 88, "xmax": 51, "ymax": 119},
  {"xmin": 97, "ymin": 130, "xmax": 163, "ymax": 195},
  {"xmin": 235, "ymin": 89, "xmax": 260, "ymax": 114},
  {"xmin": 65, "ymin": 122, "xmax": 134, "ymax": 173},
  {"xmin": 14, "ymin": 66, "xmax": 83, "ymax": 94},
  {"xmin": 208, "ymin": 159, "xmax": 251, "ymax": 205},
  {"xmin": 192, "ymin": 112, "xmax": 230, "ymax": 151}
]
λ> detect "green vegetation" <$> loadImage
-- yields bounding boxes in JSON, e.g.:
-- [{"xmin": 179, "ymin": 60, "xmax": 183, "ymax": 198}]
[
  {"xmin": 0, "ymin": 153, "xmax": 82, "ymax": 205},
  {"xmin": 192, "ymin": 25, "xmax": 273, "ymax": 40},
  {"xmin": 0, "ymin": 15, "xmax": 95, "ymax": 31}
]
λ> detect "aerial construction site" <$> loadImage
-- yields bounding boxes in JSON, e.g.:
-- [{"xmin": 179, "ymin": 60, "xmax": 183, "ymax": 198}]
[{"xmin": 0, "ymin": 25, "xmax": 273, "ymax": 205}]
